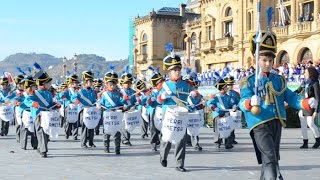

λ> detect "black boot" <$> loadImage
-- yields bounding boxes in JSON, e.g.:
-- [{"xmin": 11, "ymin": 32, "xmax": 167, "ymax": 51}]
[
  {"xmin": 312, "ymin": 138, "xmax": 320, "ymax": 149},
  {"xmin": 300, "ymin": 139, "xmax": 308, "ymax": 149}
]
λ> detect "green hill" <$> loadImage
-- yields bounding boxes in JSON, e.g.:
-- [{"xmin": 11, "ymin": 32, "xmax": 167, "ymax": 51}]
[{"xmin": 1, "ymin": 53, "xmax": 128, "ymax": 82}]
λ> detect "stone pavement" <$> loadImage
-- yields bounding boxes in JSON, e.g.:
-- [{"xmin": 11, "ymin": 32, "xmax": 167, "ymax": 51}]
[{"xmin": 1, "ymin": 126, "xmax": 320, "ymax": 180}]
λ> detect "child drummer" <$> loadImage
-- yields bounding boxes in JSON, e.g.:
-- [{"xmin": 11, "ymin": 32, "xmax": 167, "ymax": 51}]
[
  {"xmin": 157, "ymin": 47, "xmax": 199, "ymax": 172},
  {"xmin": 98, "ymin": 66, "xmax": 127, "ymax": 154}
]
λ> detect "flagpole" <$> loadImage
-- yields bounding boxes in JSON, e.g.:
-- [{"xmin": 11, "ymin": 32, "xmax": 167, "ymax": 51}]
[{"xmin": 251, "ymin": 0, "xmax": 262, "ymax": 115}]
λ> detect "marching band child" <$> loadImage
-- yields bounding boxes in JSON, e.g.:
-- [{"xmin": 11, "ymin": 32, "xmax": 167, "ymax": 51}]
[
  {"xmin": 207, "ymin": 78, "xmax": 236, "ymax": 149},
  {"xmin": 186, "ymin": 74, "xmax": 205, "ymax": 151},
  {"xmin": 224, "ymin": 76, "xmax": 240, "ymax": 144},
  {"xmin": 98, "ymin": 67, "xmax": 126, "ymax": 154},
  {"xmin": 7, "ymin": 74, "xmax": 25, "ymax": 142},
  {"xmin": 64, "ymin": 74, "xmax": 80, "ymax": 140},
  {"xmin": 19, "ymin": 76, "xmax": 38, "ymax": 150},
  {"xmin": 25, "ymin": 64, "xmax": 60, "ymax": 158},
  {"xmin": 134, "ymin": 79, "xmax": 149, "ymax": 139},
  {"xmin": 119, "ymin": 67, "xmax": 138, "ymax": 146},
  {"xmin": 94, "ymin": 79, "xmax": 103, "ymax": 135},
  {"xmin": 72, "ymin": 70, "xmax": 97, "ymax": 148},
  {"xmin": 146, "ymin": 67, "xmax": 164, "ymax": 151},
  {"xmin": 0, "ymin": 77, "xmax": 12, "ymax": 136},
  {"xmin": 157, "ymin": 48, "xmax": 197, "ymax": 172}
]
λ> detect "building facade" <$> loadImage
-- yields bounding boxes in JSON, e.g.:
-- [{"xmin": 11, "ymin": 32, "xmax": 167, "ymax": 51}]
[{"xmin": 133, "ymin": 0, "xmax": 320, "ymax": 74}]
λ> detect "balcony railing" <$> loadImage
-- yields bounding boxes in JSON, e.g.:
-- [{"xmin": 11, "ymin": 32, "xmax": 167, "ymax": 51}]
[
  {"xmin": 201, "ymin": 40, "xmax": 215, "ymax": 52},
  {"xmin": 216, "ymin": 37, "xmax": 233, "ymax": 51},
  {"xmin": 136, "ymin": 54, "xmax": 148, "ymax": 64},
  {"xmin": 294, "ymin": 21, "xmax": 312, "ymax": 33},
  {"xmin": 274, "ymin": 26, "xmax": 289, "ymax": 37}
]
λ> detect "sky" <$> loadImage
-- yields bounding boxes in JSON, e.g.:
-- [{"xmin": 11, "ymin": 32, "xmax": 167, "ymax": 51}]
[{"xmin": 0, "ymin": 0, "xmax": 185, "ymax": 61}]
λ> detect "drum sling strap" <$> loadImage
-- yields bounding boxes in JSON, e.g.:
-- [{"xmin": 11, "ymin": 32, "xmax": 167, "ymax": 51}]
[
  {"xmin": 102, "ymin": 91, "xmax": 116, "ymax": 107},
  {"xmin": 79, "ymin": 90, "xmax": 93, "ymax": 106},
  {"xmin": 35, "ymin": 90, "xmax": 50, "ymax": 107}
]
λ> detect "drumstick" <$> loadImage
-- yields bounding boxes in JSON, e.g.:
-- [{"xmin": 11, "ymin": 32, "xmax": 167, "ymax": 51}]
[{"xmin": 101, "ymin": 105, "xmax": 123, "ymax": 110}]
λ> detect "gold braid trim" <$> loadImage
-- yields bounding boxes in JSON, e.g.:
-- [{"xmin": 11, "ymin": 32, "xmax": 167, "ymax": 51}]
[{"xmin": 265, "ymin": 76, "xmax": 287, "ymax": 127}]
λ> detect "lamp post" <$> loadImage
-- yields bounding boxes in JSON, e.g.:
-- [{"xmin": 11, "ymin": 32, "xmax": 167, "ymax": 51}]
[
  {"xmin": 185, "ymin": 20, "xmax": 192, "ymax": 70},
  {"xmin": 72, "ymin": 54, "xmax": 78, "ymax": 74},
  {"xmin": 133, "ymin": 36, "xmax": 138, "ymax": 74},
  {"xmin": 62, "ymin": 56, "xmax": 67, "ymax": 78}
]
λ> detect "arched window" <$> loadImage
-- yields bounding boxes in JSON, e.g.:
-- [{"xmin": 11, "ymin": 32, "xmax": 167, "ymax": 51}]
[
  {"xmin": 279, "ymin": 51, "xmax": 289, "ymax": 65},
  {"xmin": 142, "ymin": 33, "xmax": 148, "ymax": 41},
  {"xmin": 141, "ymin": 33, "xmax": 148, "ymax": 54},
  {"xmin": 223, "ymin": 7, "xmax": 233, "ymax": 37},
  {"xmin": 225, "ymin": 7, "xmax": 232, "ymax": 17},
  {"xmin": 208, "ymin": 26, "xmax": 212, "ymax": 40},
  {"xmin": 247, "ymin": 12, "xmax": 252, "ymax": 30},
  {"xmin": 182, "ymin": 34, "xmax": 187, "ymax": 50},
  {"xmin": 191, "ymin": 32, "xmax": 196, "ymax": 51},
  {"xmin": 300, "ymin": 48, "xmax": 312, "ymax": 63},
  {"xmin": 199, "ymin": 31, "xmax": 202, "ymax": 49}
]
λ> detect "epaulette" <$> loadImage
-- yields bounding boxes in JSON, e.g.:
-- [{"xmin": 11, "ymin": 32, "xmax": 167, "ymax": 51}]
[{"xmin": 239, "ymin": 74, "xmax": 254, "ymax": 89}]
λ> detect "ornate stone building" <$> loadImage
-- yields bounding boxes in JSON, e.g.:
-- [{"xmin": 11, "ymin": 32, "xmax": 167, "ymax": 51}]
[{"xmin": 133, "ymin": 0, "xmax": 320, "ymax": 74}]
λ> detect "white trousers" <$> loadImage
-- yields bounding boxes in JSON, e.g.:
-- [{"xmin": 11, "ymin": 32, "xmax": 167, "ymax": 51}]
[{"xmin": 298, "ymin": 110, "xmax": 320, "ymax": 139}]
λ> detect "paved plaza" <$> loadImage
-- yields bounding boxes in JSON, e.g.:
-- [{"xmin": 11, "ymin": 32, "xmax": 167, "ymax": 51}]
[{"xmin": 1, "ymin": 126, "xmax": 320, "ymax": 180}]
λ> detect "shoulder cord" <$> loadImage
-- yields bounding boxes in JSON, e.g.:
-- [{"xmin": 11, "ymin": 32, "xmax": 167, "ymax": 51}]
[{"xmin": 265, "ymin": 77, "xmax": 287, "ymax": 127}]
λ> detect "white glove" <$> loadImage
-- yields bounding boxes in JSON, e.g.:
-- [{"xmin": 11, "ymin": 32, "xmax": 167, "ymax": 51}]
[
  {"xmin": 214, "ymin": 107, "xmax": 220, "ymax": 112},
  {"xmin": 123, "ymin": 104, "xmax": 128, "ymax": 110},
  {"xmin": 190, "ymin": 104, "xmax": 195, "ymax": 108},
  {"xmin": 135, "ymin": 102, "xmax": 140, "ymax": 106},
  {"xmin": 96, "ymin": 103, "xmax": 101, "ymax": 109},
  {"xmin": 150, "ymin": 97, "xmax": 156, "ymax": 102},
  {"xmin": 250, "ymin": 95, "xmax": 261, "ymax": 106},
  {"xmin": 189, "ymin": 91, "xmax": 197, "ymax": 98},
  {"xmin": 308, "ymin": 97, "xmax": 318, "ymax": 109},
  {"xmin": 160, "ymin": 92, "xmax": 170, "ymax": 100},
  {"xmin": 232, "ymin": 105, "xmax": 237, "ymax": 111}
]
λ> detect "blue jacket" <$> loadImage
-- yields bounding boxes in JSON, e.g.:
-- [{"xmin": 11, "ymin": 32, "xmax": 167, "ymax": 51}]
[
  {"xmin": 71, "ymin": 87, "xmax": 97, "ymax": 112},
  {"xmin": 156, "ymin": 78, "xmax": 194, "ymax": 112},
  {"xmin": 99, "ymin": 90, "xmax": 124, "ymax": 110},
  {"xmin": 207, "ymin": 93, "xmax": 234, "ymax": 119},
  {"xmin": 120, "ymin": 88, "xmax": 136, "ymax": 109},
  {"xmin": 24, "ymin": 88, "xmax": 56, "ymax": 121},
  {"xmin": 239, "ymin": 73, "xmax": 305, "ymax": 131},
  {"xmin": 146, "ymin": 88, "xmax": 162, "ymax": 115}
]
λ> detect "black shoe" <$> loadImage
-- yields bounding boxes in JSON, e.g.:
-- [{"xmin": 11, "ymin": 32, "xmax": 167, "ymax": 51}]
[
  {"xmin": 0, "ymin": 133, "xmax": 3, "ymax": 136},
  {"xmin": 160, "ymin": 157, "xmax": 167, "ymax": 167},
  {"xmin": 115, "ymin": 151, "xmax": 120, "ymax": 155},
  {"xmin": 73, "ymin": 137, "xmax": 78, "ymax": 140},
  {"xmin": 81, "ymin": 144, "xmax": 88, "ymax": 148},
  {"xmin": 175, "ymin": 166, "xmax": 187, "ymax": 172},
  {"xmin": 41, "ymin": 152, "xmax": 47, "ymax": 158},
  {"xmin": 95, "ymin": 131, "xmax": 99, "ymax": 136},
  {"xmin": 65, "ymin": 134, "xmax": 69, "ymax": 139},
  {"xmin": 232, "ymin": 141, "xmax": 238, "ymax": 144},
  {"xmin": 152, "ymin": 147, "xmax": 158, "ymax": 152},
  {"xmin": 300, "ymin": 139, "xmax": 308, "ymax": 149},
  {"xmin": 215, "ymin": 139, "xmax": 222, "ymax": 144},
  {"xmin": 104, "ymin": 147, "xmax": 110, "ymax": 153},
  {"xmin": 312, "ymin": 138, "xmax": 320, "ymax": 149},
  {"xmin": 89, "ymin": 144, "xmax": 96, "ymax": 148},
  {"xmin": 21, "ymin": 147, "xmax": 26, "ymax": 150},
  {"xmin": 33, "ymin": 147, "xmax": 38, "ymax": 150},
  {"xmin": 194, "ymin": 144, "xmax": 202, "ymax": 151},
  {"xmin": 156, "ymin": 140, "xmax": 160, "ymax": 145},
  {"xmin": 141, "ymin": 134, "xmax": 146, "ymax": 139},
  {"xmin": 225, "ymin": 145, "xmax": 233, "ymax": 149},
  {"xmin": 122, "ymin": 140, "xmax": 132, "ymax": 146}
]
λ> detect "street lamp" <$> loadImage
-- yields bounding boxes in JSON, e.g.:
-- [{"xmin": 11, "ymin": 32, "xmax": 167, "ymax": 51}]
[
  {"xmin": 72, "ymin": 54, "xmax": 78, "ymax": 74},
  {"xmin": 62, "ymin": 56, "xmax": 67, "ymax": 78},
  {"xmin": 133, "ymin": 36, "xmax": 138, "ymax": 74},
  {"xmin": 185, "ymin": 20, "xmax": 192, "ymax": 70}
]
